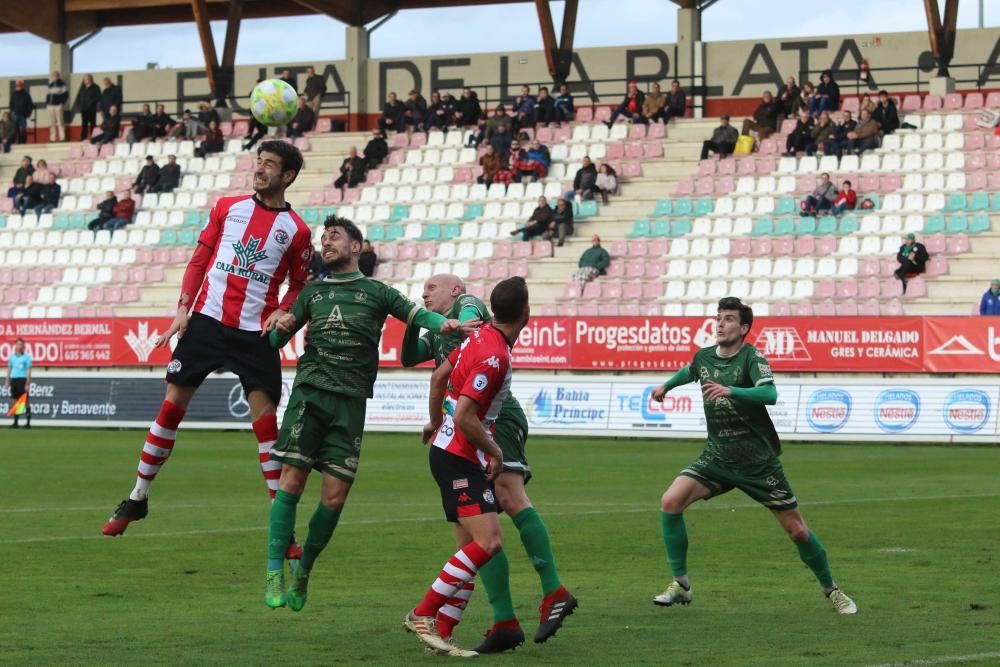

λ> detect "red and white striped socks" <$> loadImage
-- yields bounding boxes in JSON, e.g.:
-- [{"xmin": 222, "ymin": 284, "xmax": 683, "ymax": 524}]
[
  {"xmin": 436, "ymin": 582, "xmax": 475, "ymax": 639},
  {"xmin": 130, "ymin": 400, "xmax": 186, "ymax": 501},
  {"xmin": 252, "ymin": 414, "xmax": 281, "ymax": 500},
  {"xmin": 414, "ymin": 542, "xmax": 492, "ymax": 618}
]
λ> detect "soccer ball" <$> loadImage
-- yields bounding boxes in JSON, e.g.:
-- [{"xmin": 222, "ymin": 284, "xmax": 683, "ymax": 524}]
[{"xmin": 250, "ymin": 79, "xmax": 298, "ymax": 127}]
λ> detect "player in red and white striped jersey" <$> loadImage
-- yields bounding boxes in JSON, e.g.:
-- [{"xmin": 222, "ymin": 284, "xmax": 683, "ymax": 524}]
[{"xmin": 102, "ymin": 141, "xmax": 312, "ymax": 556}]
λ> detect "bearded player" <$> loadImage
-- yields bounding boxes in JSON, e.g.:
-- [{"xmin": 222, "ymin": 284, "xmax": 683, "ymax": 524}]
[
  {"xmin": 651, "ymin": 297, "xmax": 857, "ymax": 615},
  {"xmin": 401, "ymin": 274, "xmax": 576, "ymax": 653},
  {"xmin": 263, "ymin": 216, "xmax": 478, "ymax": 611},
  {"xmin": 102, "ymin": 141, "xmax": 312, "ymax": 562}
]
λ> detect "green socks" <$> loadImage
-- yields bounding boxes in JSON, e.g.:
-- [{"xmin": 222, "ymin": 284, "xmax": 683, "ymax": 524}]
[
  {"xmin": 300, "ymin": 503, "xmax": 342, "ymax": 572},
  {"xmin": 796, "ymin": 530, "xmax": 834, "ymax": 589},
  {"xmin": 512, "ymin": 507, "xmax": 561, "ymax": 596},
  {"xmin": 661, "ymin": 511, "xmax": 688, "ymax": 577},
  {"xmin": 267, "ymin": 489, "xmax": 300, "ymax": 570},
  {"xmin": 478, "ymin": 548, "xmax": 516, "ymax": 622}
]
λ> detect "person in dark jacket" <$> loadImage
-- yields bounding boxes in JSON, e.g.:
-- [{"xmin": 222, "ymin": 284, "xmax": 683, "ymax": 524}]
[
  {"xmin": 823, "ymin": 110, "xmax": 857, "ymax": 157},
  {"xmin": 362, "ymin": 130, "xmax": 388, "ymax": 170},
  {"xmin": 10, "ymin": 80, "xmax": 34, "ymax": 144},
  {"xmin": 570, "ymin": 157, "xmax": 598, "ymax": 200},
  {"xmin": 778, "ymin": 76, "xmax": 804, "ymax": 118},
  {"xmin": 894, "ymin": 233, "xmax": 929, "ymax": 294},
  {"xmin": 379, "ymin": 92, "xmax": 405, "ymax": 134},
  {"xmin": 809, "ymin": 70, "xmax": 840, "ymax": 116},
  {"xmin": 33, "ymin": 172, "xmax": 61, "ymax": 214},
  {"xmin": 334, "ymin": 147, "xmax": 366, "ymax": 189},
  {"xmin": 545, "ymin": 197, "xmax": 574, "ymax": 246},
  {"xmin": 741, "ymin": 91, "xmax": 780, "ymax": 140},
  {"xmin": 358, "ymin": 240, "xmax": 378, "ymax": 277},
  {"xmin": 665, "ymin": 80, "xmax": 687, "ymax": 121},
  {"xmin": 196, "ymin": 101, "xmax": 220, "ymax": 134},
  {"xmin": 133, "ymin": 155, "xmax": 160, "ymax": 194},
  {"xmin": 453, "ymin": 88, "xmax": 481, "ymax": 127},
  {"xmin": 73, "ymin": 74, "xmax": 102, "ymax": 140},
  {"xmin": 14, "ymin": 175, "xmax": 42, "ymax": 214},
  {"xmin": 11, "ymin": 155, "xmax": 33, "ymax": 189},
  {"xmin": 103, "ymin": 190, "xmax": 136, "ymax": 233},
  {"xmin": 784, "ymin": 108, "xmax": 815, "ymax": 155},
  {"xmin": 151, "ymin": 104, "xmax": 175, "ymax": 139},
  {"xmin": 98, "ymin": 78, "xmax": 123, "ymax": 116},
  {"xmin": 510, "ymin": 196, "xmax": 554, "ymax": 241},
  {"xmin": 572, "ymin": 234, "xmax": 611, "ymax": 282},
  {"xmin": 128, "ymin": 104, "xmax": 156, "ymax": 143},
  {"xmin": 553, "ymin": 83, "xmax": 574, "ymax": 122},
  {"xmin": 90, "ymin": 106, "xmax": 121, "ymax": 145},
  {"xmin": 286, "ymin": 96, "xmax": 315, "ymax": 138},
  {"xmin": 403, "ymin": 89, "xmax": 427, "ymax": 130},
  {"xmin": 606, "ymin": 80, "xmax": 645, "ymax": 127},
  {"xmin": 0, "ymin": 111, "xmax": 16, "ymax": 153},
  {"xmin": 872, "ymin": 90, "xmax": 899, "ymax": 135},
  {"xmin": 303, "ymin": 65, "xmax": 326, "ymax": 116},
  {"xmin": 979, "ymin": 279, "xmax": 1000, "ymax": 316},
  {"xmin": 532, "ymin": 87, "xmax": 555, "ymax": 125},
  {"xmin": 150, "ymin": 154, "xmax": 181, "ymax": 193},
  {"xmin": 806, "ymin": 111, "xmax": 837, "ymax": 155},
  {"xmin": 195, "ymin": 119, "xmax": 224, "ymax": 158},
  {"xmin": 700, "ymin": 114, "xmax": 739, "ymax": 159},
  {"xmin": 425, "ymin": 91, "xmax": 447, "ymax": 130},
  {"xmin": 88, "ymin": 191, "xmax": 118, "ymax": 230}
]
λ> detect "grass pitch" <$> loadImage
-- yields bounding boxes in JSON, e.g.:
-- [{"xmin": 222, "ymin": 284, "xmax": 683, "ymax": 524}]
[{"xmin": 1, "ymin": 428, "xmax": 998, "ymax": 666}]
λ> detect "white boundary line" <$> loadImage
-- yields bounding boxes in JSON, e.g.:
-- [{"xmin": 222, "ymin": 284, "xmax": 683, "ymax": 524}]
[
  {"xmin": 868, "ymin": 651, "xmax": 1000, "ymax": 666},
  {"xmin": 4, "ymin": 492, "xmax": 999, "ymax": 545}
]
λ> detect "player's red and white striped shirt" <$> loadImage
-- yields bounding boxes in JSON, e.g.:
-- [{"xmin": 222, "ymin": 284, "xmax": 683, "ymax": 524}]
[
  {"xmin": 431, "ymin": 324, "xmax": 512, "ymax": 468},
  {"xmin": 181, "ymin": 195, "xmax": 312, "ymax": 331}
]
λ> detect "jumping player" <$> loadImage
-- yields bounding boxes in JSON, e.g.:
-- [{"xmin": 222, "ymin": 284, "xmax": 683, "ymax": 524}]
[
  {"xmin": 262, "ymin": 216, "xmax": 477, "ymax": 612},
  {"xmin": 401, "ymin": 274, "xmax": 576, "ymax": 652},
  {"xmin": 102, "ymin": 141, "xmax": 312, "ymax": 559},
  {"xmin": 651, "ymin": 297, "xmax": 857, "ymax": 615},
  {"xmin": 404, "ymin": 277, "xmax": 531, "ymax": 658}
]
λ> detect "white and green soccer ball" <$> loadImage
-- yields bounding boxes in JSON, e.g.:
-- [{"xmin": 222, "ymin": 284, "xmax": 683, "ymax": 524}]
[{"xmin": 250, "ymin": 79, "xmax": 298, "ymax": 127}]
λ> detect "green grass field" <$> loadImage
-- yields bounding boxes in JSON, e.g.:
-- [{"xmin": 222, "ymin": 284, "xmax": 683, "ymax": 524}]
[{"xmin": 1, "ymin": 428, "xmax": 998, "ymax": 666}]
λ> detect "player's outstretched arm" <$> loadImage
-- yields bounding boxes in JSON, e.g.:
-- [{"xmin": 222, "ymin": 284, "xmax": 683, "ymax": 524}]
[
  {"xmin": 453, "ymin": 395, "xmax": 504, "ymax": 480},
  {"xmin": 728, "ymin": 383, "xmax": 778, "ymax": 405},
  {"xmin": 401, "ymin": 327, "xmax": 434, "ymax": 368},
  {"xmin": 267, "ymin": 287, "xmax": 311, "ymax": 349},
  {"xmin": 440, "ymin": 318, "xmax": 481, "ymax": 336},
  {"xmin": 650, "ymin": 365, "xmax": 693, "ymax": 402},
  {"xmin": 422, "ymin": 359, "xmax": 454, "ymax": 443}
]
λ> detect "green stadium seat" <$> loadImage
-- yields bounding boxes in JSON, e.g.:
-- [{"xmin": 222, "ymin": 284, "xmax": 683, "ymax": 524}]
[
  {"xmin": 442, "ymin": 223, "xmax": 461, "ymax": 240},
  {"xmin": 651, "ymin": 199, "xmax": 673, "ymax": 217},
  {"xmin": 367, "ymin": 224, "xmax": 386, "ymax": 242},
  {"xmin": 923, "ymin": 214, "xmax": 946, "ymax": 234},
  {"xmin": 458, "ymin": 203, "xmax": 483, "ymax": 221},
  {"xmin": 943, "ymin": 193, "xmax": 966, "ymax": 212},
  {"xmin": 794, "ymin": 216, "xmax": 816, "ymax": 236},
  {"xmin": 158, "ymin": 229, "xmax": 178, "ymax": 245},
  {"xmin": 968, "ymin": 191, "xmax": 990, "ymax": 212},
  {"xmin": 773, "ymin": 196, "xmax": 797, "ymax": 216},
  {"xmin": 421, "ymin": 223, "xmax": 442, "ymax": 241},
  {"xmin": 672, "ymin": 198, "xmax": 693, "ymax": 217},
  {"xmin": 320, "ymin": 206, "xmax": 337, "ymax": 220},
  {"xmin": 837, "ymin": 215, "xmax": 859, "ymax": 235},
  {"xmin": 750, "ymin": 217, "xmax": 773, "ymax": 236},
  {"xmin": 183, "ymin": 210, "xmax": 203, "ymax": 227},
  {"xmin": 816, "ymin": 215, "xmax": 838, "ymax": 235},
  {"xmin": 968, "ymin": 213, "xmax": 991, "ymax": 234},
  {"xmin": 52, "ymin": 214, "xmax": 68, "ymax": 230},
  {"xmin": 773, "ymin": 216, "xmax": 795, "ymax": 236},
  {"xmin": 577, "ymin": 200, "xmax": 598, "ymax": 218},
  {"xmin": 990, "ymin": 193, "xmax": 1000, "ymax": 212},
  {"xmin": 626, "ymin": 219, "xmax": 651, "ymax": 238},
  {"xmin": 388, "ymin": 205, "xmax": 409, "ymax": 222},
  {"xmin": 945, "ymin": 214, "xmax": 968, "ymax": 234},
  {"xmin": 694, "ymin": 198, "xmax": 714, "ymax": 216},
  {"xmin": 69, "ymin": 214, "xmax": 86, "ymax": 229},
  {"xmin": 385, "ymin": 223, "xmax": 405, "ymax": 241},
  {"xmin": 177, "ymin": 229, "xmax": 197, "ymax": 245},
  {"xmin": 652, "ymin": 219, "xmax": 671, "ymax": 237},
  {"xmin": 670, "ymin": 218, "xmax": 692, "ymax": 237},
  {"xmin": 864, "ymin": 194, "xmax": 880, "ymax": 210},
  {"xmin": 301, "ymin": 207, "xmax": 319, "ymax": 224}
]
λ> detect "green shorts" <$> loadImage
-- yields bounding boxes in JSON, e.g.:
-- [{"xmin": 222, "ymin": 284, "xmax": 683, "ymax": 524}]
[
  {"xmin": 269, "ymin": 385, "xmax": 367, "ymax": 484},
  {"xmin": 680, "ymin": 454, "xmax": 798, "ymax": 511},
  {"xmin": 494, "ymin": 394, "xmax": 531, "ymax": 483}
]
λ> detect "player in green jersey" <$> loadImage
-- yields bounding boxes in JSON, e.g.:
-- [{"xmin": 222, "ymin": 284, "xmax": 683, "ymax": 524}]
[
  {"xmin": 401, "ymin": 275, "xmax": 577, "ymax": 652},
  {"xmin": 263, "ymin": 217, "xmax": 477, "ymax": 611},
  {"xmin": 651, "ymin": 297, "xmax": 857, "ymax": 615}
]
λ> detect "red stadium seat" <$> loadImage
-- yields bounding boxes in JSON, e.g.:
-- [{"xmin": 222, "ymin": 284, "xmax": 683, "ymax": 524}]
[
  {"xmin": 922, "ymin": 95, "xmax": 943, "ymax": 111},
  {"xmin": 642, "ymin": 280, "xmax": 662, "ymax": 300},
  {"xmin": 943, "ymin": 93, "xmax": 964, "ymax": 111},
  {"xmin": 674, "ymin": 177, "xmax": 694, "ymax": 196},
  {"xmin": 964, "ymin": 133, "xmax": 986, "ymax": 151},
  {"xmin": 813, "ymin": 279, "xmax": 835, "ymax": 299},
  {"xmin": 647, "ymin": 122, "xmax": 666, "ymax": 140},
  {"xmin": 985, "ymin": 92, "xmax": 1000, "ymax": 107},
  {"xmin": 697, "ymin": 159, "xmax": 717, "ymax": 177},
  {"xmin": 945, "ymin": 234, "xmax": 969, "ymax": 255},
  {"xmin": 621, "ymin": 280, "xmax": 643, "ymax": 300},
  {"xmin": 581, "ymin": 281, "xmax": 601, "ymax": 300},
  {"xmin": 643, "ymin": 142, "xmax": 664, "ymax": 159},
  {"xmin": 858, "ymin": 277, "xmax": 880, "ymax": 300},
  {"xmin": 575, "ymin": 107, "xmax": 593, "ymax": 122},
  {"xmin": 531, "ymin": 240, "xmax": 552, "ymax": 258},
  {"xmin": 716, "ymin": 158, "xmax": 736, "ymax": 175},
  {"xmin": 629, "ymin": 124, "xmax": 647, "ymax": 140},
  {"xmin": 601, "ymin": 280, "xmax": 622, "ymax": 300},
  {"xmin": 963, "ymin": 92, "xmax": 984, "ymax": 110},
  {"xmin": 880, "ymin": 299, "xmax": 903, "ymax": 316},
  {"xmin": 858, "ymin": 299, "xmax": 880, "ymax": 316},
  {"xmin": 770, "ymin": 302, "xmax": 791, "ymax": 317},
  {"xmin": 833, "ymin": 300, "xmax": 856, "ymax": 316},
  {"xmin": 840, "ymin": 97, "xmax": 860, "ymax": 113},
  {"xmin": 594, "ymin": 106, "xmax": 612, "ymax": 123},
  {"xmin": 736, "ymin": 157, "xmax": 756, "ymax": 176},
  {"xmin": 901, "ymin": 95, "xmax": 922, "ymax": 111},
  {"xmin": 648, "ymin": 238, "xmax": 670, "ymax": 256}
]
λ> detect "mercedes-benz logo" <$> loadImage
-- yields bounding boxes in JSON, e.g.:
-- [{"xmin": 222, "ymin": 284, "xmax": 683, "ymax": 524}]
[{"xmin": 228, "ymin": 384, "xmax": 251, "ymax": 418}]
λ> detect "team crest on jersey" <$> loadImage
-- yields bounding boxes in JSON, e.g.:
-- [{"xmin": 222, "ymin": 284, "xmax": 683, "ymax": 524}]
[
  {"xmin": 273, "ymin": 229, "xmax": 289, "ymax": 245},
  {"xmin": 232, "ymin": 236, "xmax": 268, "ymax": 267},
  {"xmin": 452, "ymin": 478, "xmax": 469, "ymax": 490},
  {"xmin": 472, "ymin": 373, "xmax": 489, "ymax": 392},
  {"xmin": 485, "ymin": 355, "xmax": 500, "ymax": 369},
  {"xmin": 309, "ymin": 292, "xmax": 324, "ymax": 304},
  {"xmin": 483, "ymin": 489, "xmax": 495, "ymax": 504},
  {"xmin": 166, "ymin": 359, "xmax": 182, "ymax": 374},
  {"xmin": 354, "ymin": 291, "xmax": 367, "ymax": 302}
]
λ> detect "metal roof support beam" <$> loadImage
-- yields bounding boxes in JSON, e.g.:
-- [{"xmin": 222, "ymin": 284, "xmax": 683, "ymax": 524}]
[
  {"xmin": 534, "ymin": 0, "xmax": 578, "ymax": 83},
  {"xmin": 923, "ymin": 0, "xmax": 959, "ymax": 77},
  {"xmin": 190, "ymin": 0, "xmax": 243, "ymax": 104}
]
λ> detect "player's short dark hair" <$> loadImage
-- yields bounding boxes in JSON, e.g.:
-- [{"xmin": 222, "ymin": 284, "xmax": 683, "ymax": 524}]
[
  {"xmin": 258, "ymin": 140, "xmax": 304, "ymax": 182},
  {"xmin": 491, "ymin": 277, "xmax": 529, "ymax": 324},
  {"xmin": 718, "ymin": 296, "xmax": 753, "ymax": 331},
  {"xmin": 323, "ymin": 215, "xmax": 363, "ymax": 246}
]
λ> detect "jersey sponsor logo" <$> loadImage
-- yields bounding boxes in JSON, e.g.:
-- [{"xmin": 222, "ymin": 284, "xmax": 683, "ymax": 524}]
[
  {"xmin": 943, "ymin": 389, "xmax": 991, "ymax": 433},
  {"xmin": 485, "ymin": 355, "xmax": 500, "ymax": 369},
  {"xmin": 482, "ymin": 489, "xmax": 495, "ymax": 504},
  {"xmin": 214, "ymin": 260, "xmax": 271, "ymax": 284},
  {"xmin": 324, "ymin": 304, "xmax": 347, "ymax": 329},
  {"xmin": 232, "ymin": 235, "xmax": 268, "ymax": 268},
  {"xmin": 273, "ymin": 229, "xmax": 289, "ymax": 245},
  {"xmin": 225, "ymin": 214, "xmax": 249, "ymax": 226},
  {"xmin": 472, "ymin": 373, "xmax": 489, "ymax": 392},
  {"xmin": 123, "ymin": 320, "xmax": 161, "ymax": 362},
  {"xmin": 452, "ymin": 478, "xmax": 469, "ymax": 489},
  {"xmin": 805, "ymin": 388, "xmax": 851, "ymax": 433},
  {"xmin": 873, "ymin": 389, "xmax": 920, "ymax": 433},
  {"xmin": 166, "ymin": 359, "xmax": 182, "ymax": 374}
]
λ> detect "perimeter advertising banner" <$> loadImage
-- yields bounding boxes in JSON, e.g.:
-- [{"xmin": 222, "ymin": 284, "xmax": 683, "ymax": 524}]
[{"xmin": 1, "ymin": 316, "xmax": 999, "ymax": 374}]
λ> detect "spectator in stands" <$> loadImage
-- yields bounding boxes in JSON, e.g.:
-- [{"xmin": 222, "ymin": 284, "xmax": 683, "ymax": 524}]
[
  {"xmin": 778, "ymin": 76, "xmax": 803, "ymax": 118},
  {"xmin": 0, "ymin": 112, "xmax": 15, "ymax": 153},
  {"xmin": 88, "ymin": 191, "xmax": 117, "ymax": 231},
  {"xmin": 287, "ymin": 96, "xmax": 315, "ymax": 138},
  {"xmin": 810, "ymin": 70, "xmax": 840, "ymax": 116},
  {"xmin": 784, "ymin": 108, "xmax": 815, "ymax": 155},
  {"xmin": 570, "ymin": 156, "xmax": 598, "ymax": 200},
  {"xmin": 308, "ymin": 249, "xmax": 328, "ymax": 280},
  {"xmin": 195, "ymin": 119, "xmax": 224, "ymax": 158},
  {"xmin": 334, "ymin": 147, "xmax": 365, "ymax": 189},
  {"xmin": 14, "ymin": 175, "xmax": 42, "ymax": 214},
  {"xmin": 196, "ymin": 101, "xmax": 220, "ymax": 135},
  {"xmin": 800, "ymin": 172, "xmax": 837, "ymax": 216},
  {"xmin": 700, "ymin": 114, "xmax": 739, "ymax": 160},
  {"xmin": 485, "ymin": 105, "xmax": 514, "ymax": 157},
  {"xmin": 33, "ymin": 173, "xmax": 61, "ymax": 215},
  {"xmin": 572, "ymin": 234, "xmax": 610, "ymax": 283},
  {"xmin": 73, "ymin": 74, "xmax": 101, "ymax": 141},
  {"xmin": 133, "ymin": 155, "xmax": 160, "ymax": 194},
  {"xmin": 642, "ymin": 83, "xmax": 666, "ymax": 124},
  {"xmin": 979, "ymin": 279, "xmax": 1000, "ymax": 316},
  {"xmin": 32, "ymin": 159, "xmax": 50, "ymax": 183},
  {"xmin": 606, "ymin": 80, "xmax": 645, "ymax": 127},
  {"xmin": 426, "ymin": 91, "xmax": 447, "ymax": 130},
  {"xmin": 90, "ymin": 106, "xmax": 120, "ymax": 145},
  {"xmin": 510, "ymin": 196, "xmax": 554, "ymax": 241},
  {"xmin": 359, "ymin": 240, "xmax": 378, "ymax": 277},
  {"xmin": 151, "ymin": 103, "xmax": 175, "ymax": 139},
  {"xmin": 363, "ymin": 129, "xmax": 388, "ymax": 171},
  {"xmin": 379, "ymin": 92, "xmax": 404, "ymax": 134},
  {"xmin": 533, "ymin": 87, "xmax": 555, "ymax": 125},
  {"xmin": 439, "ymin": 93, "xmax": 458, "ymax": 128},
  {"xmin": 478, "ymin": 143, "xmax": 502, "ymax": 186},
  {"xmin": 9, "ymin": 156, "xmax": 33, "ymax": 198},
  {"xmin": 857, "ymin": 93, "xmax": 875, "ymax": 115},
  {"xmin": 545, "ymin": 197, "xmax": 574, "ymax": 246},
  {"xmin": 454, "ymin": 87, "xmax": 481, "ymax": 127},
  {"xmin": 506, "ymin": 139, "xmax": 525, "ymax": 174},
  {"xmin": 665, "ymin": 80, "xmax": 687, "ymax": 121},
  {"xmin": 873, "ymin": 90, "xmax": 899, "ymax": 135},
  {"xmin": 303, "ymin": 66, "xmax": 326, "ymax": 116},
  {"xmin": 741, "ymin": 91, "xmax": 780, "ymax": 141},
  {"xmin": 403, "ymin": 89, "xmax": 427, "ymax": 131},
  {"xmin": 103, "ymin": 190, "xmax": 135, "ymax": 234},
  {"xmin": 594, "ymin": 163, "xmax": 618, "ymax": 203},
  {"xmin": 278, "ymin": 69, "xmax": 296, "ymax": 91},
  {"xmin": 806, "ymin": 111, "xmax": 836, "ymax": 155},
  {"xmin": 98, "ymin": 77, "xmax": 122, "ymax": 117},
  {"xmin": 894, "ymin": 233, "xmax": 929, "ymax": 294},
  {"xmin": 515, "ymin": 139, "xmax": 550, "ymax": 182},
  {"xmin": 824, "ymin": 110, "xmax": 857, "ymax": 156},
  {"xmin": 829, "ymin": 180, "xmax": 857, "ymax": 216},
  {"xmin": 149, "ymin": 154, "xmax": 180, "ymax": 193},
  {"xmin": 10, "ymin": 80, "xmax": 33, "ymax": 144},
  {"xmin": 846, "ymin": 108, "xmax": 881, "ymax": 154},
  {"xmin": 170, "ymin": 110, "xmax": 199, "ymax": 140},
  {"xmin": 128, "ymin": 104, "xmax": 155, "ymax": 143},
  {"xmin": 45, "ymin": 70, "xmax": 68, "ymax": 142},
  {"xmin": 554, "ymin": 83, "xmax": 574, "ymax": 122},
  {"xmin": 512, "ymin": 85, "xmax": 536, "ymax": 129}
]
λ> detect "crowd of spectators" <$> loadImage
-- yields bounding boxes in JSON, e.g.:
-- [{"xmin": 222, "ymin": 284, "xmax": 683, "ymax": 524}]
[{"xmin": 86, "ymin": 189, "xmax": 135, "ymax": 234}]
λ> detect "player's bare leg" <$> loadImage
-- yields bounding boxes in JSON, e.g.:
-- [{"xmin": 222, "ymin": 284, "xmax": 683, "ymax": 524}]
[
  {"xmin": 654, "ymin": 475, "xmax": 713, "ymax": 606},
  {"xmin": 102, "ymin": 383, "xmax": 197, "ymax": 536},
  {"xmin": 285, "ymin": 472, "xmax": 350, "ymax": 612},
  {"xmin": 771, "ymin": 508, "xmax": 857, "ymax": 614}
]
